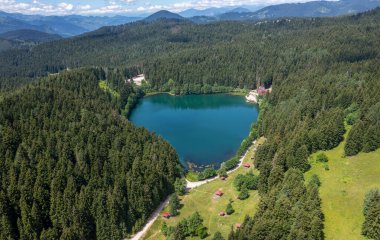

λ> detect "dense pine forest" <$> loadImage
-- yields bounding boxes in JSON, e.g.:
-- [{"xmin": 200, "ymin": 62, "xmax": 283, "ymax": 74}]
[
  {"xmin": 0, "ymin": 69, "xmax": 181, "ymax": 239},
  {"xmin": 0, "ymin": 6, "xmax": 379, "ymax": 240}
]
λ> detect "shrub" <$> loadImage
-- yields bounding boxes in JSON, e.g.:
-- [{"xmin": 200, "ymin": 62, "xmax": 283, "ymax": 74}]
[
  {"xmin": 222, "ymin": 156, "xmax": 240, "ymax": 171},
  {"xmin": 316, "ymin": 153, "xmax": 329, "ymax": 163},
  {"xmin": 169, "ymin": 194, "xmax": 180, "ymax": 216},
  {"xmin": 362, "ymin": 189, "xmax": 380, "ymax": 239},
  {"xmin": 234, "ymin": 172, "xmax": 259, "ymax": 191},
  {"xmin": 309, "ymin": 174, "xmax": 321, "ymax": 187},
  {"xmin": 212, "ymin": 231, "xmax": 225, "ymax": 240},
  {"xmin": 238, "ymin": 185, "xmax": 250, "ymax": 200},
  {"xmin": 198, "ymin": 167, "xmax": 217, "ymax": 180},
  {"xmin": 161, "ymin": 222, "xmax": 168, "ymax": 236},
  {"xmin": 174, "ymin": 178, "xmax": 187, "ymax": 196},
  {"xmin": 226, "ymin": 202, "xmax": 234, "ymax": 215},
  {"xmin": 218, "ymin": 167, "xmax": 228, "ymax": 178},
  {"xmin": 324, "ymin": 164, "xmax": 330, "ymax": 171}
]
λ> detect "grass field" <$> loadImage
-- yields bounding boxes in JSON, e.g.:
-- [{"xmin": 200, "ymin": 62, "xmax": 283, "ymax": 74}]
[
  {"xmin": 305, "ymin": 126, "xmax": 380, "ymax": 240},
  {"xmin": 142, "ymin": 139, "xmax": 264, "ymax": 240},
  {"xmin": 99, "ymin": 80, "xmax": 120, "ymax": 98}
]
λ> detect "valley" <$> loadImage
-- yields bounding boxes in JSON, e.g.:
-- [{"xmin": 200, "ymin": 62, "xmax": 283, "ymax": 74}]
[{"xmin": 0, "ymin": 1, "xmax": 379, "ymax": 240}]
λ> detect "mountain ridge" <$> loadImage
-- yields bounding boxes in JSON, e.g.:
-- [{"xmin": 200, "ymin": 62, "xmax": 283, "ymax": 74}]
[
  {"xmin": 143, "ymin": 10, "xmax": 185, "ymax": 22},
  {"xmin": 0, "ymin": 29, "xmax": 62, "ymax": 42}
]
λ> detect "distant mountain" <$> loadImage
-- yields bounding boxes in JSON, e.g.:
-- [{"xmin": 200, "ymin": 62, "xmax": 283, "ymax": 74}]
[
  {"xmin": 143, "ymin": 10, "xmax": 185, "ymax": 22},
  {"xmin": 189, "ymin": 16, "xmax": 216, "ymax": 24},
  {"xmin": 0, "ymin": 15, "xmax": 42, "ymax": 33},
  {"xmin": 217, "ymin": 0, "xmax": 380, "ymax": 21},
  {"xmin": 227, "ymin": 7, "xmax": 251, "ymax": 13},
  {"xmin": 0, "ymin": 29, "xmax": 61, "ymax": 52},
  {"xmin": 0, "ymin": 29, "xmax": 61, "ymax": 42},
  {"xmin": 179, "ymin": 7, "xmax": 234, "ymax": 17},
  {"xmin": 251, "ymin": 0, "xmax": 380, "ymax": 19},
  {"xmin": 189, "ymin": 0, "xmax": 380, "ymax": 23},
  {"xmin": 1, "ymin": 0, "xmax": 379, "ymax": 35},
  {"xmin": 0, "ymin": 11, "xmax": 141, "ymax": 37}
]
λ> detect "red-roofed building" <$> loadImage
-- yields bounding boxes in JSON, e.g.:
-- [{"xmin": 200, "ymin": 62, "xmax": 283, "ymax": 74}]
[
  {"xmin": 244, "ymin": 163, "xmax": 251, "ymax": 168},
  {"xmin": 162, "ymin": 212, "xmax": 170, "ymax": 219},
  {"xmin": 236, "ymin": 223, "xmax": 241, "ymax": 229},
  {"xmin": 215, "ymin": 190, "xmax": 224, "ymax": 197},
  {"xmin": 257, "ymin": 86, "xmax": 267, "ymax": 95}
]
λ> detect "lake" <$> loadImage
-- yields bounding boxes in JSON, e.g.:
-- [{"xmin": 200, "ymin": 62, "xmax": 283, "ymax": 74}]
[{"xmin": 129, "ymin": 94, "xmax": 259, "ymax": 168}]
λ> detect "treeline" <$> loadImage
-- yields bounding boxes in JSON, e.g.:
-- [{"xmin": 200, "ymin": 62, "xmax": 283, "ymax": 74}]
[
  {"xmin": 1, "ymin": 9, "xmax": 379, "ymax": 156},
  {"xmin": 0, "ymin": 68, "xmax": 181, "ymax": 239},
  {"xmin": 229, "ymin": 171, "xmax": 324, "ymax": 239},
  {"xmin": 0, "ymin": 7, "xmax": 380, "ymax": 240},
  {"xmin": 98, "ymin": 67, "xmax": 144, "ymax": 117},
  {"xmin": 161, "ymin": 212, "xmax": 208, "ymax": 239},
  {"xmin": 362, "ymin": 189, "xmax": 380, "ymax": 239},
  {"xmin": 226, "ymin": 9, "xmax": 380, "ymax": 240}
]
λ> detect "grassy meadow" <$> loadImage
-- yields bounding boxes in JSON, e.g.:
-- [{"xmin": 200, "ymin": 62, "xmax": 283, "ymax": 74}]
[
  {"xmin": 142, "ymin": 139, "xmax": 265, "ymax": 240},
  {"xmin": 305, "ymin": 126, "xmax": 380, "ymax": 240},
  {"xmin": 99, "ymin": 80, "xmax": 120, "ymax": 98}
]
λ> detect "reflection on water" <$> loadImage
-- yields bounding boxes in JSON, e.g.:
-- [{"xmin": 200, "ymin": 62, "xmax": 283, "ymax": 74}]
[
  {"xmin": 130, "ymin": 94, "xmax": 259, "ymax": 168},
  {"xmin": 147, "ymin": 93, "xmax": 248, "ymax": 109}
]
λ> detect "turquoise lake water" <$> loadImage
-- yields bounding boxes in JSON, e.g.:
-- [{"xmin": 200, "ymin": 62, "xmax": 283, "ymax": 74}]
[{"xmin": 129, "ymin": 94, "xmax": 259, "ymax": 168}]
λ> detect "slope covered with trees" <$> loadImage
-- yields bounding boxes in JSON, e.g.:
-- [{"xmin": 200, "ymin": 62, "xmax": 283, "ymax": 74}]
[
  {"xmin": 0, "ymin": 68, "xmax": 181, "ymax": 239},
  {"xmin": 0, "ymin": 7, "xmax": 380, "ymax": 240}
]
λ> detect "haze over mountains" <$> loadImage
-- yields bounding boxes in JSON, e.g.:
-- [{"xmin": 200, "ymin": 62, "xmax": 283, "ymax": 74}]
[
  {"xmin": 0, "ymin": 0, "xmax": 380, "ymax": 38},
  {"xmin": 0, "ymin": 11, "xmax": 141, "ymax": 37}
]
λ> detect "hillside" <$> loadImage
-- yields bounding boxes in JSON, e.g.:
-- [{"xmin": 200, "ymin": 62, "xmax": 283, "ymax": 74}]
[
  {"xmin": 306, "ymin": 126, "xmax": 380, "ymax": 239},
  {"xmin": 0, "ymin": 39, "xmax": 21, "ymax": 52},
  {"xmin": 0, "ymin": 5, "xmax": 379, "ymax": 240},
  {"xmin": 143, "ymin": 10, "xmax": 185, "ymax": 22},
  {"xmin": 0, "ymin": 11, "xmax": 141, "ymax": 37},
  {"xmin": 0, "ymin": 68, "xmax": 181, "ymax": 239},
  {"xmin": 0, "ymin": 15, "xmax": 41, "ymax": 33},
  {"xmin": 249, "ymin": 0, "xmax": 380, "ymax": 19},
  {"xmin": 0, "ymin": 29, "xmax": 61, "ymax": 42},
  {"xmin": 142, "ymin": 141, "xmax": 263, "ymax": 239},
  {"xmin": 198, "ymin": 0, "xmax": 380, "ymax": 22}
]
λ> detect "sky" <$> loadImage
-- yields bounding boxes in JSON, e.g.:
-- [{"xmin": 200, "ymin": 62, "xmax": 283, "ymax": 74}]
[{"xmin": 0, "ymin": 0, "xmax": 326, "ymax": 16}]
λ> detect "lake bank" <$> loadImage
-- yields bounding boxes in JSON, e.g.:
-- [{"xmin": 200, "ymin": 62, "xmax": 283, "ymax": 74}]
[
  {"xmin": 139, "ymin": 139, "xmax": 265, "ymax": 240},
  {"xmin": 129, "ymin": 94, "xmax": 259, "ymax": 168}
]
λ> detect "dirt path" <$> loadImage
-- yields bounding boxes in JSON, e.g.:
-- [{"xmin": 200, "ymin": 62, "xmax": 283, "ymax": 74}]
[
  {"xmin": 128, "ymin": 196, "xmax": 170, "ymax": 240},
  {"xmin": 186, "ymin": 143, "xmax": 254, "ymax": 189},
  {"xmin": 128, "ymin": 141, "xmax": 255, "ymax": 240}
]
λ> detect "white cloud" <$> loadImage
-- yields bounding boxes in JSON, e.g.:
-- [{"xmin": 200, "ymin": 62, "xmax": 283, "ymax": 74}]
[
  {"xmin": 0, "ymin": 0, "xmax": 338, "ymax": 15},
  {"xmin": 78, "ymin": 4, "xmax": 92, "ymax": 10},
  {"xmin": 58, "ymin": 2, "xmax": 74, "ymax": 11}
]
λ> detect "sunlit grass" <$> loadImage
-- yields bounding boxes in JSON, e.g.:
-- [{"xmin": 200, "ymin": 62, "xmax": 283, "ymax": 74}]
[
  {"xmin": 142, "ymin": 140, "xmax": 264, "ymax": 240},
  {"xmin": 305, "ymin": 126, "xmax": 380, "ymax": 240},
  {"xmin": 99, "ymin": 80, "xmax": 120, "ymax": 98}
]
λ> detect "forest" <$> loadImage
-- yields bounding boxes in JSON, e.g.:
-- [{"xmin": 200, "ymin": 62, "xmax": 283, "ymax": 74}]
[
  {"xmin": 0, "ymin": 6, "xmax": 379, "ymax": 240},
  {"xmin": 0, "ymin": 68, "xmax": 181, "ymax": 239}
]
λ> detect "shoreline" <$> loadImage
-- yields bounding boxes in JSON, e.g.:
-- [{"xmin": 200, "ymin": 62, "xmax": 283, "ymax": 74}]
[
  {"xmin": 126, "ymin": 90, "xmax": 259, "ymax": 240},
  {"xmin": 245, "ymin": 90, "xmax": 259, "ymax": 103},
  {"xmin": 127, "ymin": 141, "xmax": 256, "ymax": 240},
  {"xmin": 186, "ymin": 142, "xmax": 254, "ymax": 188},
  {"xmin": 143, "ymin": 90, "xmax": 248, "ymax": 98}
]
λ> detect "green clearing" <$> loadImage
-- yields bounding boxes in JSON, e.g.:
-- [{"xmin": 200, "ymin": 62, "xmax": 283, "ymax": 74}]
[
  {"xmin": 98, "ymin": 80, "xmax": 120, "ymax": 98},
  {"xmin": 305, "ymin": 126, "xmax": 380, "ymax": 240},
  {"xmin": 186, "ymin": 171, "xmax": 200, "ymax": 182},
  {"xmin": 142, "ymin": 139, "xmax": 265, "ymax": 240}
]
